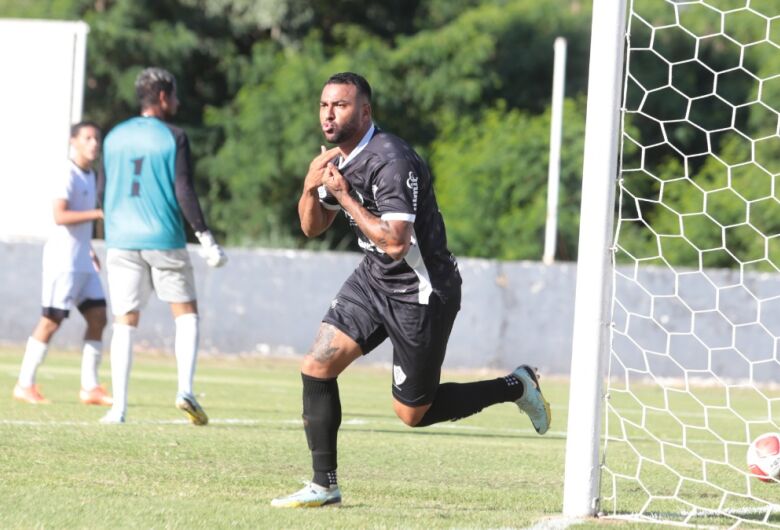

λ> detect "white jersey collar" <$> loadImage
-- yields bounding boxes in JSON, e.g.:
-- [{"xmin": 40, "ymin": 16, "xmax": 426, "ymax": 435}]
[
  {"xmin": 338, "ymin": 123, "xmax": 375, "ymax": 170},
  {"xmin": 68, "ymin": 159, "xmax": 91, "ymax": 176}
]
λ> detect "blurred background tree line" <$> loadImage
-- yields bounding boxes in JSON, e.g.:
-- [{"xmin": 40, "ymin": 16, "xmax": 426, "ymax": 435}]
[{"xmin": 2, "ymin": 0, "xmax": 777, "ymax": 266}]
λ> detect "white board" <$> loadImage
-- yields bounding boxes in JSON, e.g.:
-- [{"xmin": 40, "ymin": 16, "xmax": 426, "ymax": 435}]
[{"xmin": 0, "ymin": 19, "xmax": 89, "ymax": 240}]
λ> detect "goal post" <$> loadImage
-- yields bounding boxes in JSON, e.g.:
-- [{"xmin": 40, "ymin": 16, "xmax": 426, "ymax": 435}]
[
  {"xmin": 565, "ymin": 0, "xmax": 780, "ymax": 525},
  {"xmin": 563, "ymin": 0, "xmax": 628, "ymax": 518}
]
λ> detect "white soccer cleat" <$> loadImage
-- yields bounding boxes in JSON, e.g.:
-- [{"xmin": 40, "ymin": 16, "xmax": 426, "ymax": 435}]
[
  {"xmin": 271, "ymin": 482, "xmax": 342, "ymax": 508},
  {"xmin": 175, "ymin": 392, "xmax": 209, "ymax": 426},
  {"xmin": 99, "ymin": 408, "xmax": 125, "ymax": 424},
  {"xmin": 512, "ymin": 365, "xmax": 551, "ymax": 435}
]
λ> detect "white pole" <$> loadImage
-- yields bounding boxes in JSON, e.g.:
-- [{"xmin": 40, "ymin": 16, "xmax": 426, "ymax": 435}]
[
  {"xmin": 562, "ymin": 0, "xmax": 627, "ymax": 519},
  {"xmin": 543, "ymin": 37, "xmax": 567, "ymax": 265},
  {"xmin": 70, "ymin": 22, "xmax": 90, "ymax": 125}
]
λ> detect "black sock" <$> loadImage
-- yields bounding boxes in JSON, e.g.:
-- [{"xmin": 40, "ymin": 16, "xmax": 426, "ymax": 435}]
[
  {"xmin": 415, "ymin": 375, "xmax": 524, "ymax": 427},
  {"xmin": 302, "ymin": 373, "xmax": 341, "ymax": 487}
]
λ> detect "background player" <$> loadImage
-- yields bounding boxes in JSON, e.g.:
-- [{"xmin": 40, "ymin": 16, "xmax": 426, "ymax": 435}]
[
  {"xmin": 98, "ymin": 67, "xmax": 227, "ymax": 425},
  {"xmin": 13, "ymin": 121, "xmax": 112, "ymax": 407},
  {"xmin": 272, "ymin": 72, "xmax": 551, "ymax": 508}
]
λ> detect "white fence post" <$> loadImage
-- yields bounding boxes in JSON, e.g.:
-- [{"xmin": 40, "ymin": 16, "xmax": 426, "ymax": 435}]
[{"xmin": 543, "ymin": 37, "xmax": 567, "ymax": 266}]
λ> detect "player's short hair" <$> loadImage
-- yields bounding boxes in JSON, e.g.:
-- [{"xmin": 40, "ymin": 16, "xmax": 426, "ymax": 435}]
[
  {"xmin": 324, "ymin": 72, "xmax": 372, "ymax": 103},
  {"xmin": 135, "ymin": 67, "xmax": 177, "ymax": 108},
  {"xmin": 70, "ymin": 121, "xmax": 101, "ymax": 138}
]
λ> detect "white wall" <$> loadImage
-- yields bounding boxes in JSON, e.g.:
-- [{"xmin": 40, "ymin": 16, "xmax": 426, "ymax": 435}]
[
  {"xmin": 0, "ymin": 19, "xmax": 88, "ymax": 240},
  {"xmin": 0, "ymin": 241, "xmax": 578, "ymax": 374}
]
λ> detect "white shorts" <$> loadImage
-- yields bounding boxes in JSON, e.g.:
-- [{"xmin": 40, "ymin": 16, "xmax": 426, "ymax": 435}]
[
  {"xmin": 41, "ymin": 270, "xmax": 106, "ymax": 318},
  {"xmin": 106, "ymin": 248, "xmax": 197, "ymax": 316}
]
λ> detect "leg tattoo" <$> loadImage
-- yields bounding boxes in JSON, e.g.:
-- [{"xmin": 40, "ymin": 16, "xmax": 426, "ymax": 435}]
[{"xmin": 311, "ymin": 324, "xmax": 339, "ymax": 363}]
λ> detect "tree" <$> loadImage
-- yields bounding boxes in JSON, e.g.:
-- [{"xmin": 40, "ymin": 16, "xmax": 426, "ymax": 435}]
[
  {"xmin": 432, "ymin": 99, "xmax": 586, "ymax": 260},
  {"xmin": 5, "ymin": 0, "xmax": 599, "ymax": 260}
]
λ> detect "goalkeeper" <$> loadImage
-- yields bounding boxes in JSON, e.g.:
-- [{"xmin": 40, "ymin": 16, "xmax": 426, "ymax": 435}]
[
  {"xmin": 272, "ymin": 72, "xmax": 551, "ymax": 508},
  {"xmin": 97, "ymin": 67, "xmax": 227, "ymax": 425}
]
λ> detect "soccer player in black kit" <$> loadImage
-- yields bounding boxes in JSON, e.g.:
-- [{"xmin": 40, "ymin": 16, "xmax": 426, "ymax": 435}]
[{"xmin": 271, "ymin": 72, "xmax": 551, "ymax": 508}]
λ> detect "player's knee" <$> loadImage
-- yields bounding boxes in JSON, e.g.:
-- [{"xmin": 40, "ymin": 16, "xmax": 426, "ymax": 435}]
[
  {"xmin": 397, "ymin": 413, "xmax": 420, "ymax": 427},
  {"xmin": 41, "ymin": 316, "xmax": 63, "ymax": 333},
  {"xmin": 89, "ymin": 310, "xmax": 107, "ymax": 331},
  {"xmin": 393, "ymin": 400, "xmax": 428, "ymax": 427},
  {"xmin": 116, "ymin": 311, "xmax": 140, "ymax": 327},
  {"xmin": 301, "ymin": 353, "xmax": 336, "ymax": 378},
  {"xmin": 32, "ymin": 316, "xmax": 61, "ymax": 343}
]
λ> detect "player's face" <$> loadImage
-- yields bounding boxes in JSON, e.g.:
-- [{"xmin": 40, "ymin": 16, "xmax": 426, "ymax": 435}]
[
  {"xmin": 71, "ymin": 126, "xmax": 101, "ymax": 163},
  {"xmin": 320, "ymin": 83, "xmax": 369, "ymax": 145}
]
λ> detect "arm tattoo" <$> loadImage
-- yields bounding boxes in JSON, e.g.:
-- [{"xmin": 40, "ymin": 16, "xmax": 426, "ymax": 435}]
[
  {"xmin": 311, "ymin": 324, "xmax": 339, "ymax": 362},
  {"xmin": 375, "ymin": 220, "xmax": 392, "ymax": 250}
]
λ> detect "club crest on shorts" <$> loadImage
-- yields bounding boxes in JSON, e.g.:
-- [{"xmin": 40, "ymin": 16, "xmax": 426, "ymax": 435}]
[{"xmin": 393, "ymin": 364, "xmax": 407, "ymax": 386}]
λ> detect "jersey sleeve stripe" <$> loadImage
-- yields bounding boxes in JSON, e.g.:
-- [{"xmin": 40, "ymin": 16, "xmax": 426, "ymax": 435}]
[
  {"xmin": 381, "ymin": 212, "xmax": 416, "ymax": 222},
  {"xmin": 320, "ymin": 201, "xmax": 342, "ymax": 211}
]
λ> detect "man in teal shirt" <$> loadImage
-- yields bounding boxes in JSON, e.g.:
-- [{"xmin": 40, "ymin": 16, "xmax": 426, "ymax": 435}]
[{"xmin": 99, "ymin": 67, "xmax": 227, "ymax": 425}]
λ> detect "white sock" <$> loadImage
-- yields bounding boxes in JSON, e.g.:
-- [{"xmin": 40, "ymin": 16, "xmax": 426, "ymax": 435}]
[
  {"xmin": 81, "ymin": 340, "xmax": 102, "ymax": 391},
  {"xmin": 18, "ymin": 337, "xmax": 48, "ymax": 388},
  {"xmin": 109, "ymin": 324, "xmax": 135, "ymax": 415},
  {"xmin": 175, "ymin": 313, "xmax": 199, "ymax": 397}
]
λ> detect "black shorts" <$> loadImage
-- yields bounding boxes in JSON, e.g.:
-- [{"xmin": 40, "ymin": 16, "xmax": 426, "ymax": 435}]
[
  {"xmin": 323, "ymin": 267, "xmax": 461, "ymax": 407},
  {"xmin": 42, "ymin": 298, "xmax": 107, "ymax": 320}
]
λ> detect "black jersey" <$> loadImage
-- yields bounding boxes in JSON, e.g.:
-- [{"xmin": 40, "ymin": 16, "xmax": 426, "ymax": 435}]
[{"xmin": 320, "ymin": 128, "xmax": 461, "ymax": 304}]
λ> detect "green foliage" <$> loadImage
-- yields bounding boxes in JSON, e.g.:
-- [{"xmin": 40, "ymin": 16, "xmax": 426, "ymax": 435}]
[
  {"xmin": 201, "ymin": 37, "xmax": 353, "ymax": 247},
  {"xmin": 16, "ymin": 0, "xmax": 778, "ymax": 266},
  {"xmin": 200, "ymin": 0, "xmax": 592, "ymax": 255},
  {"xmin": 618, "ymin": 0, "xmax": 780, "ymax": 269},
  {"xmin": 432, "ymin": 99, "xmax": 586, "ymax": 260}
]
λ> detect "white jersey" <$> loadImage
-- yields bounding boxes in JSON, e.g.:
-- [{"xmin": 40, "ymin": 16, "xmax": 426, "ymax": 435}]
[{"xmin": 42, "ymin": 160, "xmax": 97, "ymax": 273}]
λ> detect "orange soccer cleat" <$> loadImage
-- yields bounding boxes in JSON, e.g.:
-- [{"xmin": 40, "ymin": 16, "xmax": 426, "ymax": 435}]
[
  {"xmin": 79, "ymin": 385, "xmax": 113, "ymax": 406},
  {"xmin": 12, "ymin": 384, "xmax": 50, "ymax": 404}
]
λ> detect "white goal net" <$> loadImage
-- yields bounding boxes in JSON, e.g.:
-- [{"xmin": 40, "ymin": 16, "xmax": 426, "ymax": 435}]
[{"xmin": 603, "ymin": 0, "xmax": 780, "ymax": 526}]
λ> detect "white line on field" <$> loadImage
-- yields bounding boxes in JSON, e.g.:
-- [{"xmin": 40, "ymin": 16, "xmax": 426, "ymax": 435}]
[
  {"xmin": 0, "ymin": 416, "xmax": 566, "ymax": 437},
  {"xmin": 604, "ymin": 504, "xmax": 780, "ymax": 526},
  {"xmin": 523, "ymin": 518, "xmax": 583, "ymax": 530}
]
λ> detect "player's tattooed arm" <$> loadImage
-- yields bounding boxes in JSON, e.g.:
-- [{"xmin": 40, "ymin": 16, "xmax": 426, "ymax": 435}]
[{"xmin": 323, "ymin": 163, "xmax": 412, "ymax": 260}]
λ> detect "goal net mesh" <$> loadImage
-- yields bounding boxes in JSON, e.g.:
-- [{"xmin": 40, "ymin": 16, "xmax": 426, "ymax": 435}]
[{"xmin": 603, "ymin": 0, "xmax": 780, "ymax": 526}]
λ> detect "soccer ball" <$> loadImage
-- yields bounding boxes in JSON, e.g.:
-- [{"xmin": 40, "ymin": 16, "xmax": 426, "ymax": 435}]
[{"xmin": 747, "ymin": 433, "xmax": 780, "ymax": 482}]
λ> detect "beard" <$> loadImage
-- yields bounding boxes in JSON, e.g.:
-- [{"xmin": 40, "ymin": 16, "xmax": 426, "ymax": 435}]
[{"xmin": 325, "ymin": 114, "xmax": 362, "ymax": 144}]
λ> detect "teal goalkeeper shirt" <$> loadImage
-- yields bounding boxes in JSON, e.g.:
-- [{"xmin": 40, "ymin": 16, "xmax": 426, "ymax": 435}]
[{"xmin": 102, "ymin": 116, "xmax": 206, "ymax": 250}]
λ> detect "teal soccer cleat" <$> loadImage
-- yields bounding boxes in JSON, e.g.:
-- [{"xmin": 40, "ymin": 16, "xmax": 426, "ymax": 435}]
[
  {"xmin": 271, "ymin": 482, "xmax": 342, "ymax": 508},
  {"xmin": 176, "ymin": 392, "xmax": 209, "ymax": 426},
  {"xmin": 513, "ymin": 365, "xmax": 551, "ymax": 435}
]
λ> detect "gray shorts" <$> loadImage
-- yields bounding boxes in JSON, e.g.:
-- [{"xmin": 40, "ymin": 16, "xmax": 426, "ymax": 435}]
[{"xmin": 106, "ymin": 248, "xmax": 196, "ymax": 316}]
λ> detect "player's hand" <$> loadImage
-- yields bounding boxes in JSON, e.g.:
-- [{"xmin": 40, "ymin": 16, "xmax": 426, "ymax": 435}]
[
  {"xmin": 195, "ymin": 230, "xmax": 228, "ymax": 268},
  {"xmin": 322, "ymin": 163, "xmax": 350, "ymax": 200},
  {"xmin": 303, "ymin": 146, "xmax": 341, "ymax": 193}
]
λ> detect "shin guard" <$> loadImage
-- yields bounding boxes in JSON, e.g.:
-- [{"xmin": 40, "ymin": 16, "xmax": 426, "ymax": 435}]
[{"xmin": 301, "ymin": 373, "xmax": 341, "ymax": 486}]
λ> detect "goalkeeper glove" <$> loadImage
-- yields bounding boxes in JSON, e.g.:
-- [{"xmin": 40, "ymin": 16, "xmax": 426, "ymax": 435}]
[{"xmin": 195, "ymin": 230, "xmax": 228, "ymax": 268}]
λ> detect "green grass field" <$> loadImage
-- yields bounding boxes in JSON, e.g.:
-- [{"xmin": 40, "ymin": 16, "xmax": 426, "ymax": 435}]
[
  {"xmin": 0, "ymin": 346, "xmax": 580, "ymax": 529},
  {"xmin": 5, "ymin": 347, "xmax": 778, "ymax": 529}
]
